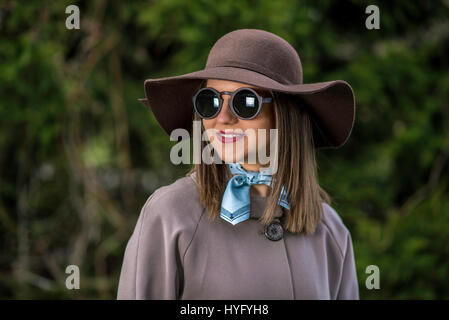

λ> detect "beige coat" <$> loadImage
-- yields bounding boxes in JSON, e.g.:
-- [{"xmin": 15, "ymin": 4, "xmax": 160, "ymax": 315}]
[{"xmin": 117, "ymin": 172, "xmax": 359, "ymax": 299}]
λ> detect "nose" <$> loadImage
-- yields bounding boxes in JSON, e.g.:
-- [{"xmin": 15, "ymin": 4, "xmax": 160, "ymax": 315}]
[{"xmin": 216, "ymin": 94, "xmax": 237, "ymax": 124}]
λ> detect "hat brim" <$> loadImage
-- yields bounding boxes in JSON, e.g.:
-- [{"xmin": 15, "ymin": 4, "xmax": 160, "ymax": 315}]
[{"xmin": 139, "ymin": 66, "xmax": 355, "ymax": 149}]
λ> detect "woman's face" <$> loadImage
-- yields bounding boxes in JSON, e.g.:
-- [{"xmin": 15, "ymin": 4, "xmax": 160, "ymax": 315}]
[{"xmin": 202, "ymin": 79, "xmax": 275, "ymax": 172}]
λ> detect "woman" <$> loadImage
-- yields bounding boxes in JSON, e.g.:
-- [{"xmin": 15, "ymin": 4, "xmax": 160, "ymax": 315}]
[{"xmin": 117, "ymin": 29, "xmax": 359, "ymax": 299}]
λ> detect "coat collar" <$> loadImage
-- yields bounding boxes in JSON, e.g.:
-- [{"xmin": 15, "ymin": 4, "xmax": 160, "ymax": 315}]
[{"xmin": 249, "ymin": 195, "xmax": 284, "ymax": 219}]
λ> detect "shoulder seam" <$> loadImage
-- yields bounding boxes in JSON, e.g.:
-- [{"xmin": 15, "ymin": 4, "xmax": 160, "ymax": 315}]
[
  {"xmin": 138, "ymin": 180, "xmax": 202, "ymax": 299},
  {"xmin": 188, "ymin": 172, "xmax": 199, "ymax": 187},
  {"xmin": 182, "ymin": 206, "xmax": 206, "ymax": 265},
  {"xmin": 320, "ymin": 216, "xmax": 347, "ymax": 259},
  {"xmin": 134, "ymin": 190, "xmax": 160, "ymax": 296},
  {"xmin": 143, "ymin": 177, "xmax": 204, "ymax": 266}
]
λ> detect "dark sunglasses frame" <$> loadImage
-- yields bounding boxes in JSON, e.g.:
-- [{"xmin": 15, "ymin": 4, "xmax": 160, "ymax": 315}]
[{"xmin": 192, "ymin": 87, "xmax": 273, "ymax": 120}]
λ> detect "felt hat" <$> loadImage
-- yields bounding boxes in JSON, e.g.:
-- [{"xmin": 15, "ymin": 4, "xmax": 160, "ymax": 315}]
[{"xmin": 139, "ymin": 28, "xmax": 355, "ymax": 148}]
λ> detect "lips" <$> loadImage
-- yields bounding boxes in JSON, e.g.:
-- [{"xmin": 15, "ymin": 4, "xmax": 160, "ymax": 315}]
[{"xmin": 216, "ymin": 130, "xmax": 246, "ymax": 143}]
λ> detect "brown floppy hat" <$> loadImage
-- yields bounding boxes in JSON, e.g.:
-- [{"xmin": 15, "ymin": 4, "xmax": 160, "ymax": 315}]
[{"xmin": 139, "ymin": 28, "xmax": 355, "ymax": 149}]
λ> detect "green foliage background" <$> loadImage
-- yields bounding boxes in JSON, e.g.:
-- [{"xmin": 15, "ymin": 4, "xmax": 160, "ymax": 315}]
[{"xmin": 0, "ymin": 0, "xmax": 448, "ymax": 299}]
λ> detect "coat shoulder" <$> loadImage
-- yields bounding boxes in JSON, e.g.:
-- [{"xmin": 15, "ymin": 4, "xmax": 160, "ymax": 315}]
[
  {"xmin": 319, "ymin": 202, "xmax": 352, "ymax": 258},
  {"xmin": 141, "ymin": 173, "xmax": 204, "ymax": 229}
]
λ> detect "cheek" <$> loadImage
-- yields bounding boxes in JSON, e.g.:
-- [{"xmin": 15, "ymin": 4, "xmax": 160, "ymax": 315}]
[
  {"xmin": 245, "ymin": 121, "xmax": 273, "ymax": 151},
  {"xmin": 264, "ymin": 106, "xmax": 275, "ymax": 129},
  {"xmin": 202, "ymin": 119, "xmax": 215, "ymax": 140},
  {"xmin": 202, "ymin": 119, "xmax": 212, "ymax": 130},
  {"xmin": 252, "ymin": 114, "xmax": 275, "ymax": 150},
  {"xmin": 252, "ymin": 115, "xmax": 275, "ymax": 138}
]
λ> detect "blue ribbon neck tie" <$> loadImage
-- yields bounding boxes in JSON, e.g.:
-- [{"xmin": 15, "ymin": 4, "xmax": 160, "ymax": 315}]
[{"xmin": 220, "ymin": 163, "xmax": 290, "ymax": 225}]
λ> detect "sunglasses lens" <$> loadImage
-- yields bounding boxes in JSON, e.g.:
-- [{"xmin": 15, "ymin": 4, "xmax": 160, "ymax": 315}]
[
  {"xmin": 195, "ymin": 89, "xmax": 220, "ymax": 118},
  {"xmin": 232, "ymin": 89, "xmax": 260, "ymax": 119}
]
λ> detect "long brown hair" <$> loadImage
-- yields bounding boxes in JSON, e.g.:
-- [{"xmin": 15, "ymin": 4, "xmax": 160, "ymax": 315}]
[{"xmin": 186, "ymin": 80, "xmax": 330, "ymax": 235}]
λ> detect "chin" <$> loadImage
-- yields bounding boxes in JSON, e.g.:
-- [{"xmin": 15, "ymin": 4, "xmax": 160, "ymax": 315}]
[{"xmin": 216, "ymin": 150, "xmax": 246, "ymax": 164}]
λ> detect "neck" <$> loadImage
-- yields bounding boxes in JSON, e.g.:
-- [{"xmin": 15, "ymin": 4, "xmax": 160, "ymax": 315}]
[
  {"xmin": 239, "ymin": 162, "xmax": 268, "ymax": 172},
  {"xmin": 238, "ymin": 162, "xmax": 271, "ymax": 197},
  {"xmin": 250, "ymin": 185, "xmax": 270, "ymax": 197}
]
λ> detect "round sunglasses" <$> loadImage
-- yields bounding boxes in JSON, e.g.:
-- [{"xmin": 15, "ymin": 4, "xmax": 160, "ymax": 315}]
[{"xmin": 192, "ymin": 87, "xmax": 273, "ymax": 120}]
